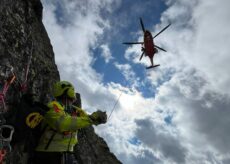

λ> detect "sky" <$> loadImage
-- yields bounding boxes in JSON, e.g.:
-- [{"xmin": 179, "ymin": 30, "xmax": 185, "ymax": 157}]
[{"xmin": 40, "ymin": 0, "xmax": 230, "ymax": 163}]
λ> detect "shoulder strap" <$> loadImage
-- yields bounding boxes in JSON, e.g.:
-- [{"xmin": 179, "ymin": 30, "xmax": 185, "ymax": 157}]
[{"xmin": 44, "ymin": 130, "xmax": 56, "ymax": 150}]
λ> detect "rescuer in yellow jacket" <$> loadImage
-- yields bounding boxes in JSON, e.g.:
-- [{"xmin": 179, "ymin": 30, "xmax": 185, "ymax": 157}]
[{"xmin": 33, "ymin": 81, "xmax": 107, "ymax": 164}]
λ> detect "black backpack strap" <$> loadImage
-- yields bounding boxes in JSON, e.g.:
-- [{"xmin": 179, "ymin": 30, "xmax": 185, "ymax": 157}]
[
  {"xmin": 40, "ymin": 124, "xmax": 48, "ymax": 136},
  {"xmin": 44, "ymin": 129, "xmax": 56, "ymax": 150}
]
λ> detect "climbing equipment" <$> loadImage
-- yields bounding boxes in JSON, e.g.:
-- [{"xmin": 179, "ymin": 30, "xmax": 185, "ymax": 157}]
[
  {"xmin": 26, "ymin": 112, "xmax": 44, "ymax": 128},
  {"xmin": 20, "ymin": 42, "xmax": 34, "ymax": 92},
  {"xmin": 0, "ymin": 125, "xmax": 14, "ymax": 163},
  {"xmin": 0, "ymin": 65, "xmax": 16, "ymax": 163},
  {"xmin": 0, "ymin": 65, "xmax": 16, "ymax": 112},
  {"xmin": 0, "ymin": 125, "xmax": 14, "ymax": 152},
  {"xmin": 0, "ymin": 149, "xmax": 6, "ymax": 164}
]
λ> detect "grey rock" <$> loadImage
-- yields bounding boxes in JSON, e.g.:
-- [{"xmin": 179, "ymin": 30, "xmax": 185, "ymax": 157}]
[{"xmin": 0, "ymin": 0, "xmax": 121, "ymax": 163}]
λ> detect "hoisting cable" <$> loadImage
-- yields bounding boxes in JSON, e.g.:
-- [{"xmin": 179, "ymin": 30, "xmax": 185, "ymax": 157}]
[{"xmin": 108, "ymin": 92, "xmax": 123, "ymax": 120}]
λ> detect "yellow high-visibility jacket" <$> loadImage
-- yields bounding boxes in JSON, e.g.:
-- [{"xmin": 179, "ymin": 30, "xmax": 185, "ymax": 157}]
[{"xmin": 36, "ymin": 101, "xmax": 93, "ymax": 152}]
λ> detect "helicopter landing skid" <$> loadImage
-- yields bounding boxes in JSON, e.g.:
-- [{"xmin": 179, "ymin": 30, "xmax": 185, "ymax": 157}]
[{"xmin": 146, "ymin": 64, "xmax": 160, "ymax": 69}]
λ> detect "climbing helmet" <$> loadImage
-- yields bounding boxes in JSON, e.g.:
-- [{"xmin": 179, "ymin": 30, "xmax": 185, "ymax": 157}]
[{"xmin": 53, "ymin": 81, "xmax": 76, "ymax": 99}]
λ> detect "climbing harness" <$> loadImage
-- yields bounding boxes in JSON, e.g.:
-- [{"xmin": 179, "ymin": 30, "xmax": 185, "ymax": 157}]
[{"xmin": 0, "ymin": 66, "xmax": 16, "ymax": 112}]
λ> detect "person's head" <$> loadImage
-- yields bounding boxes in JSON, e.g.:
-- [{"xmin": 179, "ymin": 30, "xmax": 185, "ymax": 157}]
[{"xmin": 52, "ymin": 81, "xmax": 76, "ymax": 104}]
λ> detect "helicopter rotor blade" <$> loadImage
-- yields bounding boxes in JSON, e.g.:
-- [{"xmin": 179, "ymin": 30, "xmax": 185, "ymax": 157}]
[
  {"xmin": 153, "ymin": 23, "xmax": 171, "ymax": 39},
  {"xmin": 139, "ymin": 51, "xmax": 145, "ymax": 61},
  {"xmin": 155, "ymin": 45, "xmax": 167, "ymax": 52},
  {"xmin": 140, "ymin": 18, "xmax": 145, "ymax": 33},
  {"xmin": 123, "ymin": 42, "xmax": 143, "ymax": 45}
]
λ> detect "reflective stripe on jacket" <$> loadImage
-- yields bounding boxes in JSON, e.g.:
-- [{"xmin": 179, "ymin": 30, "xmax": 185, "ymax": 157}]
[{"xmin": 36, "ymin": 101, "xmax": 93, "ymax": 152}]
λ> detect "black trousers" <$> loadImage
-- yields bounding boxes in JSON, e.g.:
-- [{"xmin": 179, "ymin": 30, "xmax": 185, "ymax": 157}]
[{"xmin": 31, "ymin": 151, "xmax": 78, "ymax": 164}]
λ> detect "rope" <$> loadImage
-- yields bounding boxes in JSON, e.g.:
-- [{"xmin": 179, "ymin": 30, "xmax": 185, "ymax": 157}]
[
  {"xmin": 0, "ymin": 70, "xmax": 16, "ymax": 112},
  {"xmin": 0, "ymin": 149, "xmax": 6, "ymax": 164},
  {"xmin": 108, "ymin": 92, "xmax": 123, "ymax": 120},
  {"xmin": 20, "ymin": 42, "xmax": 34, "ymax": 92},
  {"xmin": 107, "ymin": 79, "xmax": 131, "ymax": 121}
]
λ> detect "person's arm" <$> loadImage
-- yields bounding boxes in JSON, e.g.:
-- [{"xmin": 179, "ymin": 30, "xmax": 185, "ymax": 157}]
[
  {"xmin": 73, "ymin": 106, "xmax": 107, "ymax": 125},
  {"xmin": 44, "ymin": 102, "xmax": 93, "ymax": 133},
  {"xmin": 73, "ymin": 105, "xmax": 88, "ymax": 117}
]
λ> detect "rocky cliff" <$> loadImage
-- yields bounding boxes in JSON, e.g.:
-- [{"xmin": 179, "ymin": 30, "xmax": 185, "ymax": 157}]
[{"xmin": 0, "ymin": 0, "xmax": 121, "ymax": 163}]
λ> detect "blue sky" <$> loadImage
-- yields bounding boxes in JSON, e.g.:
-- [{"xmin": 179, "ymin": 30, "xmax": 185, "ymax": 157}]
[
  {"xmin": 41, "ymin": 0, "xmax": 230, "ymax": 163},
  {"xmin": 91, "ymin": 0, "xmax": 167, "ymax": 98}
]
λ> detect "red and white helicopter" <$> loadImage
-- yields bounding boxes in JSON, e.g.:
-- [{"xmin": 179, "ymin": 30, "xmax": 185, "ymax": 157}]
[{"xmin": 123, "ymin": 18, "xmax": 171, "ymax": 69}]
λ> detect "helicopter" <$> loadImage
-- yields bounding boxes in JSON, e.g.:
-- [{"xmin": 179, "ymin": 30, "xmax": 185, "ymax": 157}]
[{"xmin": 123, "ymin": 18, "xmax": 171, "ymax": 69}]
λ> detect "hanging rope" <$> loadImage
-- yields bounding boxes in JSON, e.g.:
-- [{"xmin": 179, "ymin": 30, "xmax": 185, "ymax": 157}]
[
  {"xmin": 108, "ymin": 92, "xmax": 123, "ymax": 120},
  {"xmin": 107, "ymin": 79, "xmax": 132, "ymax": 121},
  {"xmin": 0, "ymin": 66, "xmax": 16, "ymax": 112},
  {"xmin": 20, "ymin": 41, "xmax": 34, "ymax": 92},
  {"xmin": 0, "ymin": 149, "xmax": 6, "ymax": 164}
]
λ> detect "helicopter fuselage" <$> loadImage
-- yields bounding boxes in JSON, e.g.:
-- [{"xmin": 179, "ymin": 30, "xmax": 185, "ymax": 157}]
[{"xmin": 143, "ymin": 30, "xmax": 157, "ymax": 59}]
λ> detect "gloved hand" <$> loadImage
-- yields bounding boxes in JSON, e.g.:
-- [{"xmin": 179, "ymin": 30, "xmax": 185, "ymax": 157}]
[{"xmin": 89, "ymin": 110, "xmax": 107, "ymax": 125}]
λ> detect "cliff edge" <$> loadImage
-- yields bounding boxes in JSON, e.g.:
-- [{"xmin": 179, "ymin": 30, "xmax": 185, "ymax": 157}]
[{"xmin": 0, "ymin": 0, "xmax": 121, "ymax": 163}]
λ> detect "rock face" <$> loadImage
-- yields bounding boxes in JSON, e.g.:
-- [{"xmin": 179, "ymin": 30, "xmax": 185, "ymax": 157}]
[
  {"xmin": 0, "ymin": 0, "xmax": 59, "ymax": 103},
  {"xmin": 0, "ymin": 0, "xmax": 121, "ymax": 163}
]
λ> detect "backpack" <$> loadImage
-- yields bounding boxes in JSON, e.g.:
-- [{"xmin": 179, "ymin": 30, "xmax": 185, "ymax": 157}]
[{"xmin": 4, "ymin": 93, "xmax": 49, "ymax": 152}]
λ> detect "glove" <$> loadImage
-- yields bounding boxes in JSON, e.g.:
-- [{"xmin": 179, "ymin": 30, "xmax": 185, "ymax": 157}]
[
  {"xmin": 89, "ymin": 110, "xmax": 107, "ymax": 125},
  {"xmin": 73, "ymin": 106, "xmax": 87, "ymax": 117}
]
